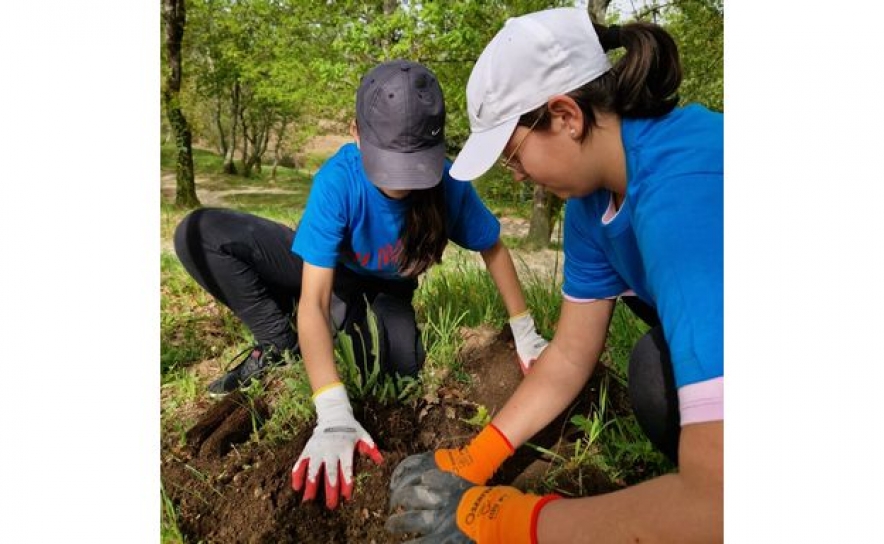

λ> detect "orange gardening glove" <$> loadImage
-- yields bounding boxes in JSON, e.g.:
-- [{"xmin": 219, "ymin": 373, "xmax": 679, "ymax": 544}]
[
  {"xmin": 386, "ymin": 424, "xmax": 516, "ymax": 538},
  {"xmin": 457, "ymin": 486, "xmax": 561, "ymax": 544},
  {"xmin": 389, "ymin": 423, "xmax": 515, "ymax": 503},
  {"xmin": 434, "ymin": 424, "xmax": 515, "ymax": 485},
  {"xmin": 387, "ymin": 481, "xmax": 561, "ymax": 543}
]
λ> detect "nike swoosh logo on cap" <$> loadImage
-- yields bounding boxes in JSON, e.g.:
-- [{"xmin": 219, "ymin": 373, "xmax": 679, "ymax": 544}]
[{"xmin": 431, "ymin": 127, "xmax": 441, "ymax": 136}]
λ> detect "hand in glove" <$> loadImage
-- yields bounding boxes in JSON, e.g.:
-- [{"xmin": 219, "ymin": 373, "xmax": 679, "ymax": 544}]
[
  {"xmin": 388, "ymin": 479, "xmax": 560, "ymax": 544},
  {"xmin": 509, "ymin": 312, "xmax": 548, "ymax": 374},
  {"xmin": 291, "ymin": 382, "xmax": 383, "ymax": 509},
  {"xmin": 386, "ymin": 467, "xmax": 473, "ymax": 543},
  {"xmin": 389, "ymin": 424, "xmax": 514, "ymax": 503}
]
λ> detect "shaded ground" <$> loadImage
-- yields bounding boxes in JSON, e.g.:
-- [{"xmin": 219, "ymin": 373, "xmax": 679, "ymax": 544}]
[{"xmin": 161, "ymin": 325, "xmax": 630, "ymax": 543}]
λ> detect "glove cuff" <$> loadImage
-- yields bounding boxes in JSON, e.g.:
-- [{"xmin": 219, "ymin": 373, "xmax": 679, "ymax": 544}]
[
  {"xmin": 456, "ymin": 486, "xmax": 558, "ymax": 544},
  {"xmin": 509, "ymin": 311, "xmax": 534, "ymax": 328},
  {"xmin": 509, "ymin": 313, "xmax": 539, "ymax": 342},
  {"xmin": 435, "ymin": 424, "xmax": 514, "ymax": 485},
  {"xmin": 312, "ymin": 382, "xmax": 353, "ymax": 421}
]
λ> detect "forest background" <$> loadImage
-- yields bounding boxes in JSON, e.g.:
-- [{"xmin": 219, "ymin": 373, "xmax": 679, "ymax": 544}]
[{"xmin": 162, "ymin": 0, "xmax": 723, "ymax": 248}]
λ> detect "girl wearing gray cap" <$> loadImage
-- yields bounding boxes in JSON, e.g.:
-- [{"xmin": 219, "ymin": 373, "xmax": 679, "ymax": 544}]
[
  {"xmin": 387, "ymin": 8, "xmax": 723, "ymax": 544},
  {"xmin": 174, "ymin": 59, "xmax": 548, "ymax": 510}
]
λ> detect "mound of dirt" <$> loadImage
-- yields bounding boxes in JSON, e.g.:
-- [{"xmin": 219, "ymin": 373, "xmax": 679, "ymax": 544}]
[{"xmin": 161, "ymin": 326, "xmax": 629, "ymax": 543}]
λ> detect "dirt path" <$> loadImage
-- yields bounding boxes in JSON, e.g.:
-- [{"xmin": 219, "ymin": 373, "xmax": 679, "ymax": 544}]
[{"xmin": 161, "ymin": 172, "xmax": 302, "ymax": 207}]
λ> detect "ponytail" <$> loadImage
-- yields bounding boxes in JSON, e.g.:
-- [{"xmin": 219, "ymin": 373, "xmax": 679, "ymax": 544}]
[
  {"xmin": 517, "ymin": 21, "xmax": 682, "ymax": 134},
  {"xmin": 610, "ymin": 22, "xmax": 682, "ymax": 117},
  {"xmin": 397, "ymin": 182, "xmax": 448, "ymax": 278}
]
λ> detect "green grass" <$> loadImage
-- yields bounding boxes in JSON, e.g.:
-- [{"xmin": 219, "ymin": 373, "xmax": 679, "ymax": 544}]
[
  {"xmin": 160, "ymin": 143, "xmax": 313, "ymax": 223},
  {"xmin": 161, "ymin": 484, "xmax": 185, "ymax": 543},
  {"xmin": 414, "ymin": 247, "xmax": 508, "ymax": 329},
  {"xmin": 472, "ymin": 163, "xmax": 534, "ymax": 219}
]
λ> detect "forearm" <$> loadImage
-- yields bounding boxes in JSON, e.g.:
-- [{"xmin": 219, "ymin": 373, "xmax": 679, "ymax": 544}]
[
  {"xmin": 297, "ymin": 301, "xmax": 341, "ymax": 392},
  {"xmin": 480, "ymin": 239, "xmax": 528, "ymax": 317},
  {"xmin": 537, "ymin": 422, "xmax": 723, "ymax": 543},
  {"xmin": 491, "ymin": 341, "xmax": 593, "ymax": 446},
  {"xmin": 493, "ymin": 299, "xmax": 613, "ymax": 446}
]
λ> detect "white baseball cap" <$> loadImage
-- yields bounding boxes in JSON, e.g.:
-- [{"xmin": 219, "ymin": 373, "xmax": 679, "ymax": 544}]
[{"xmin": 450, "ymin": 8, "xmax": 612, "ymax": 182}]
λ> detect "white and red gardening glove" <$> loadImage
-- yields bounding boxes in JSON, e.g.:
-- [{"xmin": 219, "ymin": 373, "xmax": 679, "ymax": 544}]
[
  {"xmin": 291, "ymin": 382, "xmax": 383, "ymax": 509},
  {"xmin": 509, "ymin": 312, "xmax": 549, "ymax": 375}
]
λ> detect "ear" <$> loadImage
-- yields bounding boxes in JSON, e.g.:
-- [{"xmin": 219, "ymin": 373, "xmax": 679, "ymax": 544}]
[
  {"xmin": 546, "ymin": 95, "xmax": 584, "ymax": 138},
  {"xmin": 349, "ymin": 119, "xmax": 360, "ymax": 147}
]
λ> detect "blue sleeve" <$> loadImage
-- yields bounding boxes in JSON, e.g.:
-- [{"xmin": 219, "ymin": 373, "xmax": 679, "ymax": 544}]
[
  {"xmin": 633, "ymin": 173, "xmax": 723, "ymax": 388},
  {"xmin": 562, "ymin": 200, "xmax": 629, "ymax": 300},
  {"xmin": 445, "ymin": 177, "xmax": 500, "ymax": 251},
  {"xmin": 291, "ymin": 163, "xmax": 349, "ymax": 268}
]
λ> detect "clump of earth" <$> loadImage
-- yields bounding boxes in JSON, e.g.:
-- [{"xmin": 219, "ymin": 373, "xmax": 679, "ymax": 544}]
[{"xmin": 161, "ymin": 325, "xmax": 632, "ymax": 543}]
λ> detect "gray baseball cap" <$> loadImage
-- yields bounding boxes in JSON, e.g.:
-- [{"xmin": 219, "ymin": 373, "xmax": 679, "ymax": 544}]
[{"xmin": 356, "ymin": 60, "xmax": 446, "ymax": 190}]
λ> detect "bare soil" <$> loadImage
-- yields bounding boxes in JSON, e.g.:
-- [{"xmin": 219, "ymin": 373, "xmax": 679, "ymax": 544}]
[{"xmin": 161, "ymin": 325, "xmax": 629, "ymax": 543}]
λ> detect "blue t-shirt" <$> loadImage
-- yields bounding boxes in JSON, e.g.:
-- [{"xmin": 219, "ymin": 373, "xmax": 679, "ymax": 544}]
[
  {"xmin": 292, "ymin": 143, "xmax": 501, "ymax": 280},
  {"xmin": 562, "ymin": 104, "xmax": 723, "ymax": 388}
]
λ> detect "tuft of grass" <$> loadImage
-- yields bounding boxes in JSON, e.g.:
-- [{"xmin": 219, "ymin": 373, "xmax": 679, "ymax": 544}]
[
  {"xmin": 525, "ymin": 374, "xmax": 614, "ymax": 497},
  {"xmin": 598, "ymin": 413, "xmax": 674, "ymax": 485},
  {"xmin": 257, "ymin": 357, "xmax": 315, "ymax": 445},
  {"xmin": 414, "ymin": 249, "xmax": 507, "ymax": 329},
  {"xmin": 334, "ymin": 301, "xmax": 423, "ymax": 404},
  {"xmin": 419, "ymin": 303, "xmax": 469, "ymax": 387},
  {"xmin": 516, "ymin": 263, "xmax": 563, "ymax": 340},
  {"xmin": 160, "ymin": 484, "xmax": 185, "ymax": 544},
  {"xmin": 461, "ymin": 404, "xmax": 491, "ymax": 429},
  {"xmin": 160, "ymin": 253, "xmax": 248, "ymax": 375}
]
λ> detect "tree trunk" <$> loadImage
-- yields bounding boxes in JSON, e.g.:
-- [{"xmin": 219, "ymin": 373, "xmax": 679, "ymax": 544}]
[
  {"xmin": 588, "ymin": 0, "xmax": 613, "ymax": 24},
  {"xmin": 270, "ymin": 118, "xmax": 289, "ymax": 183},
  {"xmin": 525, "ymin": 185, "xmax": 553, "ymax": 250},
  {"xmin": 548, "ymin": 193, "xmax": 564, "ymax": 240},
  {"xmin": 162, "ymin": 0, "xmax": 199, "ymax": 208},
  {"xmin": 223, "ymin": 81, "xmax": 240, "ymax": 175},
  {"xmin": 214, "ymin": 97, "xmax": 227, "ymax": 158},
  {"xmin": 240, "ymin": 106, "xmax": 252, "ymax": 178}
]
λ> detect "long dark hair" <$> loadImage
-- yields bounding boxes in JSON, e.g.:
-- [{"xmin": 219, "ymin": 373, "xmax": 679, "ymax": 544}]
[
  {"xmin": 518, "ymin": 22, "xmax": 682, "ymax": 136},
  {"xmin": 397, "ymin": 181, "xmax": 448, "ymax": 278}
]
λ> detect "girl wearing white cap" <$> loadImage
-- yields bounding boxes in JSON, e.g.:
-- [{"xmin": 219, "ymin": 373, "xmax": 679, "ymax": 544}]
[
  {"xmin": 174, "ymin": 60, "xmax": 548, "ymax": 511},
  {"xmin": 388, "ymin": 7, "xmax": 722, "ymax": 543}
]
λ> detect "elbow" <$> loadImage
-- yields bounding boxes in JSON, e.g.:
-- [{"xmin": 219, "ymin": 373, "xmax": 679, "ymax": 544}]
[{"xmin": 480, "ymin": 238, "xmax": 504, "ymax": 261}]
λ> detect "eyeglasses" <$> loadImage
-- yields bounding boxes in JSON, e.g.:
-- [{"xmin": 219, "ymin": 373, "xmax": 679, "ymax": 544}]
[{"xmin": 499, "ymin": 110, "xmax": 545, "ymax": 173}]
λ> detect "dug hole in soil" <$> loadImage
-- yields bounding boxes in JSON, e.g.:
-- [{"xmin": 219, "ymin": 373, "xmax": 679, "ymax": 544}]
[{"xmin": 161, "ymin": 325, "xmax": 630, "ymax": 543}]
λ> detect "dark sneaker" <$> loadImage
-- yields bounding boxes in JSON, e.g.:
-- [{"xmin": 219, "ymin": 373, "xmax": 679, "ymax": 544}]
[{"xmin": 207, "ymin": 344, "xmax": 285, "ymax": 398}]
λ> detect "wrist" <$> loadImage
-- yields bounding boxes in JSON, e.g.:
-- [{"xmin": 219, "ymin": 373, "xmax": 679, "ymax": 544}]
[
  {"xmin": 435, "ymin": 424, "xmax": 514, "ymax": 485},
  {"xmin": 312, "ymin": 382, "xmax": 352, "ymax": 420},
  {"xmin": 456, "ymin": 486, "xmax": 561, "ymax": 544},
  {"xmin": 509, "ymin": 312, "xmax": 536, "ymax": 336}
]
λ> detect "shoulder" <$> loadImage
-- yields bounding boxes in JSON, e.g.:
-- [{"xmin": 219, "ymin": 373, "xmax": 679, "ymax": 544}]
[
  {"xmin": 623, "ymin": 105, "xmax": 722, "ymax": 155},
  {"xmin": 315, "ymin": 143, "xmax": 361, "ymax": 181},
  {"xmin": 622, "ymin": 105, "xmax": 723, "ymax": 192},
  {"xmin": 311, "ymin": 143, "xmax": 367, "ymax": 197}
]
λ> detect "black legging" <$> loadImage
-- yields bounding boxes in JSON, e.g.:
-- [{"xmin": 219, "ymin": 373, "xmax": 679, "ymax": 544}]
[
  {"xmin": 621, "ymin": 296, "xmax": 680, "ymax": 465},
  {"xmin": 173, "ymin": 208, "xmax": 425, "ymax": 378}
]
